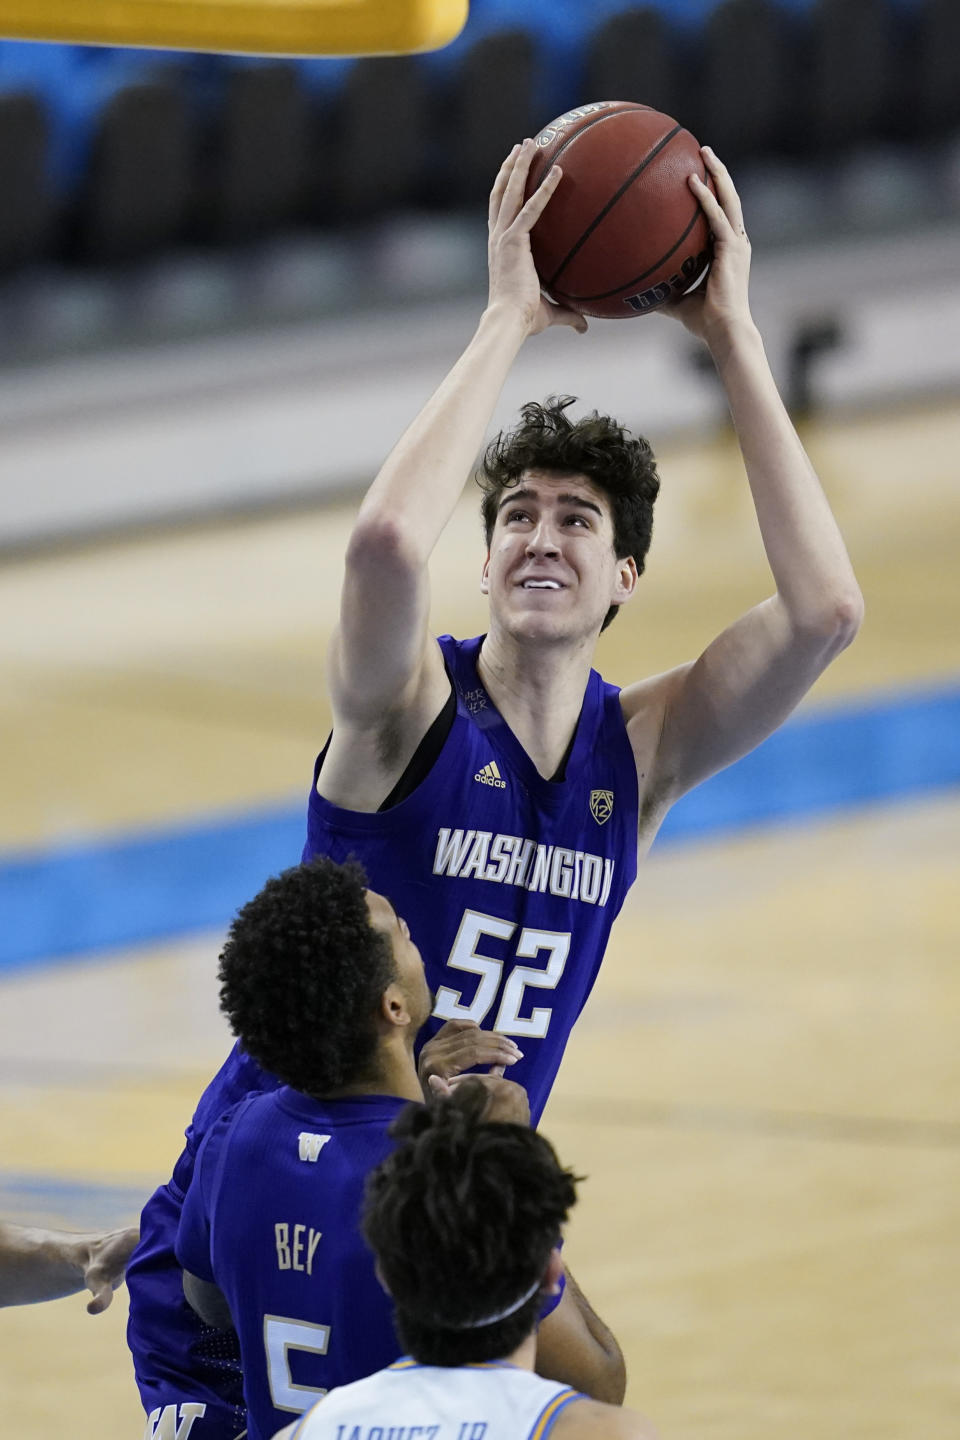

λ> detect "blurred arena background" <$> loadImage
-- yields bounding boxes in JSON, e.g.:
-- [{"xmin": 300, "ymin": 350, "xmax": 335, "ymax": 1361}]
[{"xmin": 1, "ymin": 0, "xmax": 959, "ymax": 1435}]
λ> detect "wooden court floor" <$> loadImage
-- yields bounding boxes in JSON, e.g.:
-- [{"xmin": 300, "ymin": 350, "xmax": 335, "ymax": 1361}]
[{"xmin": 1, "ymin": 401, "xmax": 959, "ymax": 1438}]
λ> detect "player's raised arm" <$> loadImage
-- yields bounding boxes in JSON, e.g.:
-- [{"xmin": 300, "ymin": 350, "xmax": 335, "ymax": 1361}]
[
  {"xmin": 323, "ymin": 141, "xmax": 585, "ymax": 802},
  {"xmin": 624, "ymin": 146, "xmax": 863, "ymax": 814}
]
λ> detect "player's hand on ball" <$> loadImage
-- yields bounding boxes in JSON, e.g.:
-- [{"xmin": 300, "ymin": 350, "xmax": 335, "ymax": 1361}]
[
  {"xmin": 79, "ymin": 1225, "xmax": 139, "ymax": 1314},
  {"xmin": 672, "ymin": 147, "xmax": 753, "ymax": 346},
  {"xmin": 487, "ymin": 140, "xmax": 588, "ymax": 338},
  {"xmin": 418, "ymin": 1018, "xmax": 523, "ymax": 1094},
  {"xmin": 427, "ymin": 1072, "xmax": 531, "ymax": 1126}
]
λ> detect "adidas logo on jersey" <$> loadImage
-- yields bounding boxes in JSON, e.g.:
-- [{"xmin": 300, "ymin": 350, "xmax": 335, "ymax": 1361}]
[{"xmin": 474, "ymin": 760, "xmax": 506, "ymax": 789}]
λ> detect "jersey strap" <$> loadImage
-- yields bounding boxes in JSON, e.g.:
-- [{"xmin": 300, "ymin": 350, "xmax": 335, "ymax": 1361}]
[{"xmin": 528, "ymin": 1385, "xmax": 583, "ymax": 1439}]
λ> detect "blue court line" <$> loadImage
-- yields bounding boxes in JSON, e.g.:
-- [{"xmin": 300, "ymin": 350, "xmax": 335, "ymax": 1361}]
[
  {"xmin": 1, "ymin": 681, "xmax": 958, "ymax": 975},
  {"xmin": 0, "ymin": 1171, "xmax": 148, "ymax": 1229}
]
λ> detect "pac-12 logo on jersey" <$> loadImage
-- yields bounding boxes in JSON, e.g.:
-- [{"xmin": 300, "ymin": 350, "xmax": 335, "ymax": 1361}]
[
  {"xmin": 474, "ymin": 760, "xmax": 506, "ymax": 789},
  {"xmin": 590, "ymin": 789, "xmax": 614, "ymax": 824}
]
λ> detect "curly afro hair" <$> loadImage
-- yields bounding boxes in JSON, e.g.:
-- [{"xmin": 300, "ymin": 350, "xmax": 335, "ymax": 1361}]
[
  {"xmin": 218, "ymin": 857, "xmax": 396, "ymax": 1095},
  {"xmin": 478, "ymin": 395, "xmax": 661, "ymax": 632},
  {"xmin": 362, "ymin": 1080, "xmax": 580, "ymax": 1366}
]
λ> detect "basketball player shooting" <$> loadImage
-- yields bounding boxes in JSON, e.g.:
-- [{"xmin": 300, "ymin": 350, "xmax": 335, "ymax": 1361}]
[
  {"xmin": 127, "ymin": 136, "xmax": 861, "ymax": 1438},
  {"xmin": 303, "ymin": 139, "xmax": 863, "ymax": 1122}
]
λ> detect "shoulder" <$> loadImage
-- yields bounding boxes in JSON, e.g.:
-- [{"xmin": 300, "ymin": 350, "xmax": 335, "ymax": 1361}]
[
  {"xmin": 193, "ymin": 1088, "xmax": 277, "ymax": 1182},
  {"xmin": 187, "ymin": 1041, "xmax": 275, "ymax": 1146},
  {"xmin": 552, "ymin": 1396, "xmax": 659, "ymax": 1439}
]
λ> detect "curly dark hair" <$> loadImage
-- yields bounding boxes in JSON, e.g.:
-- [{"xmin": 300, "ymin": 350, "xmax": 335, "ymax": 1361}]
[
  {"xmin": 218, "ymin": 857, "xmax": 396, "ymax": 1095},
  {"xmin": 362, "ymin": 1081, "xmax": 579, "ymax": 1366},
  {"xmin": 478, "ymin": 395, "xmax": 661, "ymax": 632}
]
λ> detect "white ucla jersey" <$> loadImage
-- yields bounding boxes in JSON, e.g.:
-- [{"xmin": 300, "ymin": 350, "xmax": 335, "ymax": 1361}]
[{"xmin": 291, "ymin": 1358, "xmax": 583, "ymax": 1439}]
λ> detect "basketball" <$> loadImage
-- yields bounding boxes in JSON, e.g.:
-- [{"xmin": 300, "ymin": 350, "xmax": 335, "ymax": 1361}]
[{"xmin": 524, "ymin": 101, "xmax": 714, "ymax": 320}]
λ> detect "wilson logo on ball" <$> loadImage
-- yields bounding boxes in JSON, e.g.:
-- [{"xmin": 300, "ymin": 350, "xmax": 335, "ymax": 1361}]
[
  {"xmin": 625, "ymin": 248, "xmax": 712, "ymax": 314},
  {"xmin": 534, "ymin": 102, "xmax": 615, "ymax": 148}
]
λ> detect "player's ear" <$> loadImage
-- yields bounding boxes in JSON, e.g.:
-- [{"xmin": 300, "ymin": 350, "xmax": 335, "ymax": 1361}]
[
  {"xmin": 613, "ymin": 554, "xmax": 638, "ymax": 604},
  {"xmin": 374, "ymin": 1260, "xmax": 392, "ymax": 1298},
  {"xmin": 542, "ymin": 1246, "xmax": 565, "ymax": 1296},
  {"xmin": 381, "ymin": 981, "xmax": 413, "ymax": 1029},
  {"xmin": 480, "ymin": 552, "xmax": 491, "ymax": 595}
]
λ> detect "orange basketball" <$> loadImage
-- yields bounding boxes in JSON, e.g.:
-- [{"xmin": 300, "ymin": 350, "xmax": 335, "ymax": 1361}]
[{"xmin": 524, "ymin": 101, "xmax": 714, "ymax": 320}]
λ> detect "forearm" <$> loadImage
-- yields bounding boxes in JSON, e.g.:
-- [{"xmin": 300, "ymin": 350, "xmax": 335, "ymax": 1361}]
[
  {"xmin": 0, "ymin": 1224, "xmax": 86, "ymax": 1306},
  {"xmin": 536, "ymin": 1270, "xmax": 627, "ymax": 1405},
  {"xmin": 710, "ymin": 320, "xmax": 862, "ymax": 633},
  {"xmin": 354, "ymin": 303, "xmax": 528, "ymax": 563}
]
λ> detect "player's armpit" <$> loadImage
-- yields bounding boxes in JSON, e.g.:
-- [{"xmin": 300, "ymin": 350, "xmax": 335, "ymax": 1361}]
[
  {"xmin": 182, "ymin": 1269, "xmax": 235, "ymax": 1331},
  {"xmin": 535, "ymin": 1265, "xmax": 626, "ymax": 1405},
  {"xmin": 316, "ymin": 651, "xmax": 452, "ymax": 812}
]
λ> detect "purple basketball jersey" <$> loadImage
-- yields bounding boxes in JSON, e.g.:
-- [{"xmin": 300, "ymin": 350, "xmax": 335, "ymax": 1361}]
[
  {"xmin": 176, "ymin": 1089, "xmax": 409, "ymax": 1440},
  {"xmin": 305, "ymin": 635, "xmax": 639, "ymax": 1123}
]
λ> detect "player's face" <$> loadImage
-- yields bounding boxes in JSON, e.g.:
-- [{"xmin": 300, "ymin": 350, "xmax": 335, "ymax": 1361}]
[
  {"xmin": 365, "ymin": 889, "xmax": 433, "ymax": 1030},
  {"xmin": 481, "ymin": 470, "xmax": 637, "ymax": 641}
]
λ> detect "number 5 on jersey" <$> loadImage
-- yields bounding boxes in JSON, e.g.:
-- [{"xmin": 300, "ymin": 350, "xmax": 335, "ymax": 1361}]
[{"xmin": 433, "ymin": 909, "xmax": 570, "ymax": 1038}]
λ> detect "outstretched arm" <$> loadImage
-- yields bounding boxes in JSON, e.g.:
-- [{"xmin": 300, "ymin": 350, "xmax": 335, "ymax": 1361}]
[
  {"xmin": 320, "ymin": 142, "xmax": 586, "ymax": 809},
  {"xmin": 624, "ymin": 147, "xmax": 863, "ymax": 815},
  {"xmin": 0, "ymin": 1221, "xmax": 138, "ymax": 1311}
]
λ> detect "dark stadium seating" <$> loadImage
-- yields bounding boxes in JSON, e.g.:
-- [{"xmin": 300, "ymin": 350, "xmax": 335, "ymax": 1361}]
[
  {"xmin": 697, "ymin": 0, "xmax": 796, "ymax": 160},
  {"xmin": 194, "ymin": 59, "xmax": 310, "ymax": 241},
  {"xmin": 1, "ymin": 0, "xmax": 959, "ymax": 279},
  {"xmin": 438, "ymin": 29, "xmax": 538, "ymax": 204},
  {"xmin": 324, "ymin": 56, "xmax": 430, "ymax": 218},
  {"xmin": 0, "ymin": 90, "xmax": 50, "ymax": 269},
  {"xmin": 804, "ymin": 0, "xmax": 902, "ymax": 151},
  {"xmin": 913, "ymin": 0, "xmax": 960, "ymax": 140},
  {"xmin": 584, "ymin": 8, "xmax": 682, "ymax": 123},
  {"xmin": 74, "ymin": 73, "xmax": 192, "ymax": 261}
]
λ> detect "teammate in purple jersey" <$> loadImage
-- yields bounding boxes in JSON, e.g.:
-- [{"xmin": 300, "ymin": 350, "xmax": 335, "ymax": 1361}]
[
  {"xmin": 128, "ymin": 1045, "xmax": 282, "ymax": 1439},
  {"xmin": 175, "ymin": 858, "xmax": 625, "ymax": 1440},
  {"xmin": 127, "ymin": 920, "xmax": 523, "ymax": 1436},
  {"xmin": 303, "ymin": 140, "xmax": 862, "ymax": 1118}
]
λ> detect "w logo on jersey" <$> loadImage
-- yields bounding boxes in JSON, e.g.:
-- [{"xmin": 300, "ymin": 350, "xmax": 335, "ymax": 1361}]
[
  {"xmin": 589, "ymin": 789, "xmax": 614, "ymax": 824},
  {"xmin": 299, "ymin": 1131, "xmax": 332, "ymax": 1162},
  {"xmin": 143, "ymin": 1404, "xmax": 206, "ymax": 1440}
]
